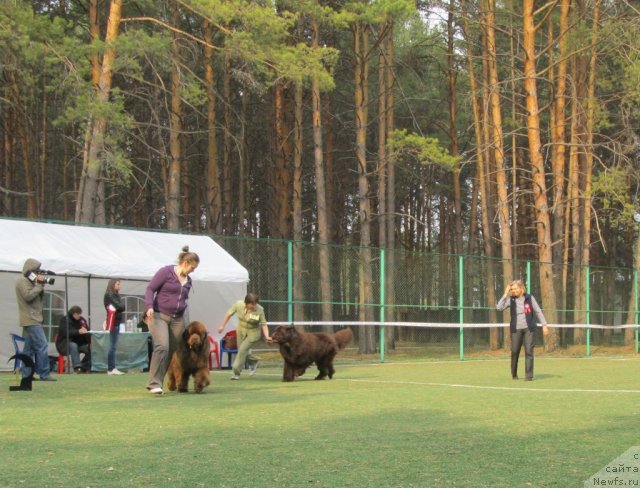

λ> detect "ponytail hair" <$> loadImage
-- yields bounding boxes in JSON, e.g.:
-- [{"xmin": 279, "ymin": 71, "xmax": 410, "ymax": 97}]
[{"xmin": 178, "ymin": 245, "xmax": 200, "ymax": 266}]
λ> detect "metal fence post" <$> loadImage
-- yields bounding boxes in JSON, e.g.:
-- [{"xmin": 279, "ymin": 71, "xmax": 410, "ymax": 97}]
[
  {"xmin": 635, "ymin": 269, "xmax": 638, "ymax": 354},
  {"xmin": 586, "ymin": 265, "xmax": 591, "ymax": 357},
  {"xmin": 380, "ymin": 248, "xmax": 385, "ymax": 363},
  {"xmin": 459, "ymin": 255, "xmax": 464, "ymax": 360},
  {"xmin": 287, "ymin": 240, "xmax": 293, "ymax": 323}
]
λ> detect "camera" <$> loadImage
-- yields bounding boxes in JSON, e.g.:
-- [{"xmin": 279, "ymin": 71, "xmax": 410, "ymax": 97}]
[{"xmin": 26, "ymin": 269, "xmax": 56, "ymax": 285}]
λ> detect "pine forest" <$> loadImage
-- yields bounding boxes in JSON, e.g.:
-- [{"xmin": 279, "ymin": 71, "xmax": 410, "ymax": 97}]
[{"xmin": 2, "ymin": 1, "xmax": 640, "ymax": 337}]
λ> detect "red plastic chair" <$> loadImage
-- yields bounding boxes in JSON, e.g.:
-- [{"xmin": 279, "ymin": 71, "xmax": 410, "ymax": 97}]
[
  {"xmin": 54, "ymin": 334, "xmax": 70, "ymax": 374},
  {"xmin": 208, "ymin": 336, "xmax": 220, "ymax": 370},
  {"xmin": 57, "ymin": 355, "xmax": 67, "ymax": 374}
]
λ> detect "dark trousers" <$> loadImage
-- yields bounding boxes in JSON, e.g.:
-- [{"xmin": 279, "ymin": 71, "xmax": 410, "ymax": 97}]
[
  {"xmin": 511, "ymin": 329, "xmax": 535, "ymax": 379},
  {"xmin": 108, "ymin": 325, "xmax": 120, "ymax": 371},
  {"xmin": 69, "ymin": 342, "xmax": 92, "ymax": 371}
]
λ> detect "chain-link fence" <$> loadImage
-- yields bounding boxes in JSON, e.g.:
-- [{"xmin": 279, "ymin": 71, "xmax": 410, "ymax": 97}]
[{"xmin": 216, "ymin": 236, "xmax": 639, "ymax": 360}]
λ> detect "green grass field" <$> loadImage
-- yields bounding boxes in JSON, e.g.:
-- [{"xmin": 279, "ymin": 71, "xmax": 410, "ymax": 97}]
[{"xmin": 1, "ymin": 356, "xmax": 639, "ymax": 487}]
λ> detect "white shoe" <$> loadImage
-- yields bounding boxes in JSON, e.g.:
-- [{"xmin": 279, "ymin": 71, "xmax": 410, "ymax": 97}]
[
  {"xmin": 249, "ymin": 363, "xmax": 258, "ymax": 376},
  {"xmin": 149, "ymin": 387, "xmax": 163, "ymax": 395},
  {"xmin": 108, "ymin": 368, "xmax": 125, "ymax": 376},
  {"xmin": 230, "ymin": 375, "xmax": 240, "ymax": 380}
]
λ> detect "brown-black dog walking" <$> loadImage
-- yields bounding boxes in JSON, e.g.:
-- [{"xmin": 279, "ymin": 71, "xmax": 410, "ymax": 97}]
[
  {"xmin": 167, "ymin": 321, "xmax": 211, "ymax": 393},
  {"xmin": 271, "ymin": 325, "xmax": 352, "ymax": 382}
]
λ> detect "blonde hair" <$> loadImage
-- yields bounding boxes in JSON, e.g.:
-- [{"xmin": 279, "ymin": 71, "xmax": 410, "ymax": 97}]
[
  {"xmin": 510, "ymin": 280, "xmax": 526, "ymax": 293},
  {"xmin": 178, "ymin": 245, "xmax": 200, "ymax": 266}
]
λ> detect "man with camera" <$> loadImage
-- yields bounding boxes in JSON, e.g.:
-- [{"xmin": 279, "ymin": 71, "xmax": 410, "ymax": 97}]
[{"xmin": 15, "ymin": 258, "xmax": 57, "ymax": 381}]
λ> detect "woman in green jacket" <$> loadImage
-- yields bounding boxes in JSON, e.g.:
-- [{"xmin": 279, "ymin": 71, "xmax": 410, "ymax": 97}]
[{"xmin": 218, "ymin": 293, "xmax": 272, "ymax": 380}]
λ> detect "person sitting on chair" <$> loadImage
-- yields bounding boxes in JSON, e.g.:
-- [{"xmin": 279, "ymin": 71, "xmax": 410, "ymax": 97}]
[{"xmin": 56, "ymin": 305, "xmax": 92, "ymax": 373}]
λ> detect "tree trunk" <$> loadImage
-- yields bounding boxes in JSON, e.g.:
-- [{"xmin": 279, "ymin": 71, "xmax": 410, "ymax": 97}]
[
  {"xmin": 523, "ymin": 0, "xmax": 558, "ymax": 350},
  {"xmin": 222, "ymin": 51, "xmax": 233, "ymax": 232},
  {"xmin": 292, "ymin": 79, "xmax": 304, "ymax": 321},
  {"xmin": 166, "ymin": 3, "xmax": 182, "ymax": 231},
  {"xmin": 484, "ymin": 0, "xmax": 513, "ymax": 283},
  {"xmin": 572, "ymin": 0, "xmax": 601, "ymax": 344},
  {"xmin": 61, "ymin": 127, "xmax": 70, "ymax": 220},
  {"xmin": 239, "ymin": 81, "xmax": 249, "ymax": 235},
  {"xmin": 447, "ymin": 2, "xmax": 462, "ymax": 255},
  {"xmin": 39, "ymin": 75, "xmax": 47, "ymax": 216},
  {"xmin": 204, "ymin": 20, "xmax": 222, "ymax": 233},
  {"xmin": 463, "ymin": 0, "xmax": 499, "ymax": 347},
  {"xmin": 377, "ymin": 47, "xmax": 387, "ymax": 251},
  {"xmin": 76, "ymin": 0, "xmax": 122, "ymax": 224},
  {"xmin": 311, "ymin": 15, "xmax": 333, "ymax": 328},
  {"xmin": 582, "ymin": 0, "xmax": 601, "ymax": 335},
  {"xmin": 569, "ymin": 64, "xmax": 586, "ymax": 344},
  {"xmin": 509, "ymin": 8, "xmax": 519, "ymax": 263},
  {"xmin": 8, "ymin": 72, "xmax": 37, "ymax": 218},
  {"xmin": 384, "ymin": 24, "xmax": 395, "ymax": 235},
  {"xmin": 353, "ymin": 20, "xmax": 375, "ymax": 354},
  {"xmin": 272, "ymin": 81, "xmax": 292, "ymax": 239},
  {"xmin": 1, "ymin": 100, "xmax": 13, "ymax": 214},
  {"xmin": 561, "ymin": 92, "xmax": 576, "ymax": 344},
  {"xmin": 89, "ymin": 0, "xmax": 100, "ymax": 86},
  {"xmin": 384, "ymin": 19, "xmax": 397, "ymax": 346},
  {"xmin": 551, "ymin": 0, "xmax": 570, "ymax": 272},
  {"xmin": 323, "ymin": 90, "xmax": 338, "ymax": 243}
]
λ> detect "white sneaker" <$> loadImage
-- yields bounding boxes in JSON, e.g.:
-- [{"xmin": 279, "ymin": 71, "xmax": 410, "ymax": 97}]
[
  {"xmin": 230, "ymin": 375, "xmax": 240, "ymax": 380},
  {"xmin": 249, "ymin": 362, "xmax": 258, "ymax": 376},
  {"xmin": 108, "ymin": 368, "xmax": 125, "ymax": 376},
  {"xmin": 149, "ymin": 387, "xmax": 163, "ymax": 395}
]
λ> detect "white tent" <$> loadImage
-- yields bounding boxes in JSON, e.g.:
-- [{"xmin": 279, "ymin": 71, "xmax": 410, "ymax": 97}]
[{"xmin": 0, "ymin": 219, "xmax": 249, "ymax": 371}]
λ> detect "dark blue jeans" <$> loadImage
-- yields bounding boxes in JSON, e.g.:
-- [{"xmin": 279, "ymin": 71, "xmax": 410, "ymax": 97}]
[
  {"xmin": 107, "ymin": 325, "xmax": 120, "ymax": 371},
  {"xmin": 69, "ymin": 342, "xmax": 92, "ymax": 371},
  {"xmin": 21, "ymin": 324, "xmax": 51, "ymax": 379}
]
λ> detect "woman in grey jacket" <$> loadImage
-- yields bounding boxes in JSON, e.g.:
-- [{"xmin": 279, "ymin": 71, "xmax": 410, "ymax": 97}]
[{"xmin": 496, "ymin": 280, "xmax": 549, "ymax": 381}]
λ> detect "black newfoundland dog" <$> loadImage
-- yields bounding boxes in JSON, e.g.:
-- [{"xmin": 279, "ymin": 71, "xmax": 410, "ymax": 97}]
[
  {"xmin": 271, "ymin": 326, "xmax": 352, "ymax": 382},
  {"xmin": 167, "ymin": 321, "xmax": 211, "ymax": 393}
]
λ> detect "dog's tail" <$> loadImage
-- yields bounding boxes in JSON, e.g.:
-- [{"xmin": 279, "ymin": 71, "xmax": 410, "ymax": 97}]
[{"xmin": 334, "ymin": 328, "xmax": 353, "ymax": 350}]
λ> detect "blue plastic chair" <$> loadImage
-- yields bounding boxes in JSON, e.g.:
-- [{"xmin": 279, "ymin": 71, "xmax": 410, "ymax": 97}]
[
  {"xmin": 219, "ymin": 331, "xmax": 238, "ymax": 369},
  {"xmin": 10, "ymin": 333, "xmax": 26, "ymax": 371}
]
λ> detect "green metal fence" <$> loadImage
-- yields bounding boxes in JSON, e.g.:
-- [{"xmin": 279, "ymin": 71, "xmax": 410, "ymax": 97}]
[{"xmin": 215, "ymin": 236, "xmax": 640, "ymax": 360}]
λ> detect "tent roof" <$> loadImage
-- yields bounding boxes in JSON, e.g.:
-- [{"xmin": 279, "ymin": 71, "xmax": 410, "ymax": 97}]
[{"xmin": 0, "ymin": 219, "xmax": 248, "ymax": 282}]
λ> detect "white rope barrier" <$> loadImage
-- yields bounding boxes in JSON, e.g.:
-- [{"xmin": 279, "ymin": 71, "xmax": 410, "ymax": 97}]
[{"xmin": 269, "ymin": 321, "xmax": 639, "ymax": 330}]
